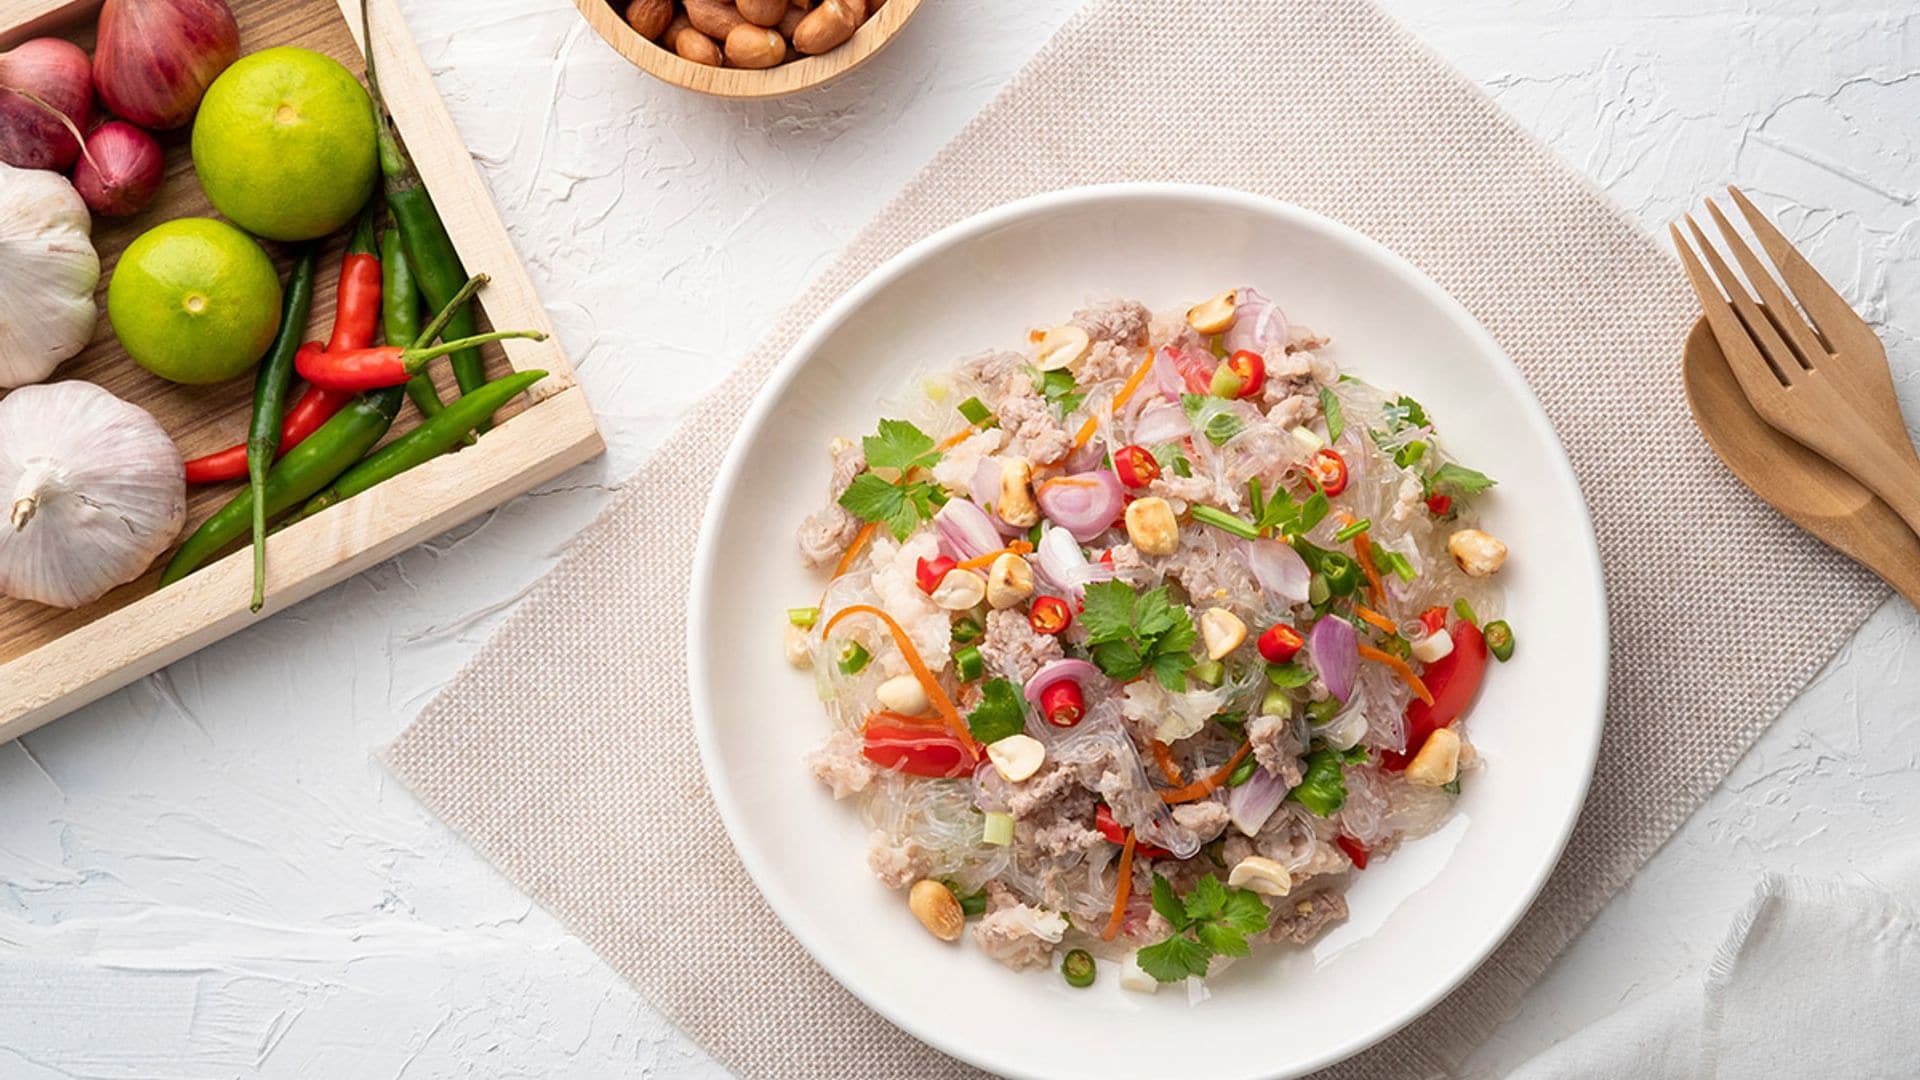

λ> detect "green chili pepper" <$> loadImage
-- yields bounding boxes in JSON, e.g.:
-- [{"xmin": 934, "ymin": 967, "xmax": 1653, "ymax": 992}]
[
  {"xmin": 1060, "ymin": 948, "xmax": 1097, "ymax": 989},
  {"xmin": 245, "ymin": 245, "xmax": 317, "ymax": 612},
  {"xmin": 382, "ymin": 227, "xmax": 445, "ymax": 421},
  {"xmin": 363, "ymin": 0, "xmax": 486, "ymax": 416},
  {"xmin": 1308, "ymin": 573, "xmax": 1331, "ymax": 607},
  {"xmin": 1306, "ymin": 696, "xmax": 1342, "ymax": 726},
  {"xmin": 837, "ymin": 641, "xmax": 872, "ymax": 675},
  {"xmin": 953, "ymin": 645, "xmax": 984, "ymax": 682},
  {"xmin": 297, "ymin": 370, "xmax": 546, "ymax": 518},
  {"xmin": 1260, "ymin": 686, "xmax": 1291, "ymax": 717},
  {"xmin": 1320, "ymin": 552, "xmax": 1360, "ymax": 597},
  {"xmin": 1226, "ymin": 754, "xmax": 1258, "ymax": 788},
  {"xmin": 1292, "ymin": 746, "xmax": 1348, "ymax": 817},
  {"xmin": 787, "ymin": 607, "xmax": 819, "ymax": 629},
  {"xmin": 162, "ymin": 388, "xmax": 406, "ymax": 588},
  {"xmin": 1484, "ymin": 619, "xmax": 1515, "ymax": 661},
  {"xmin": 951, "ymin": 616, "xmax": 984, "ymax": 645},
  {"xmin": 1454, "ymin": 598, "xmax": 1479, "ymax": 625}
]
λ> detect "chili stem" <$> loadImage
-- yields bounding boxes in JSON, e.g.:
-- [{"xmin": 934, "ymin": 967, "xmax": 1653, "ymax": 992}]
[{"xmin": 400, "ymin": 330, "xmax": 544, "ymax": 373}]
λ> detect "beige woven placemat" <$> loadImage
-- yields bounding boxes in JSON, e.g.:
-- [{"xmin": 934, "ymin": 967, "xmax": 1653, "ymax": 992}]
[{"xmin": 387, "ymin": 0, "xmax": 1886, "ymax": 1075}]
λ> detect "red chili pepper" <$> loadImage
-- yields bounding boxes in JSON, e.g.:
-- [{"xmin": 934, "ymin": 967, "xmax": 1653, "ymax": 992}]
[
  {"xmin": 1039, "ymin": 680, "xmax": 1084, "ymax": 726},
  {"xmin": 1419, "ymin": 607, "xmax": 1448, "ymax": 635},
  {"xmin": 1381, "ymin": 621, "xmax": 1488, "ymax": 771},
  {"xmin": 1257, "ymin": 623, "xmax": 1304, "ymax": 663},
  {"xmin": 1098, "ymin": 549, "xmax": 1115, "ymax": 567},
  {"xmin": 295, "ymin": 329, "xmax": 539, "ymax": 392},
  {"xmin": 1113, "ymin": 444, "xmax": 1161, "ymax": 489},
  {"xmin": 1029, "ymin": 596, "xmax": 1071, "ymax": 635},
  {"xmin": 862, "ymin": 714, "xmax": 973, "ymax": 778},
  {"xmin": 1308, "ymin": 449, "xmax": 1349, "ymax": 496},
  {"xmin": 916, "ymin": 555, "xmax": 957, "ymax": 595},
  {"xmin": 1426, "ymin": 492, "xmax": 1453, "ymax": 516},
  {"xmin": 1225, "ymin": 349, "xmax": 1266, "ymax": 399},
  {"xmin": 327, "ymin": 251, "xmax": 383, "ymax": 353},
  {"xmin": 1095, "ymin": 804, "xmax": 1170, "ymax": 857},
  {"xmin": 1335, "ymin": 834, "xmax": 1370, "ymax": 869},
  {"xmin": 183, "ymin": 345, "xmax": 355, "ymax": 483}
]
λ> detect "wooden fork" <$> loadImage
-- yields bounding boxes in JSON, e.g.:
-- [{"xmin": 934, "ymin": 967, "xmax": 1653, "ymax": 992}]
[{"xmin": 1671, "ymin": 187, "xmax": 1920, "ymax": 538}]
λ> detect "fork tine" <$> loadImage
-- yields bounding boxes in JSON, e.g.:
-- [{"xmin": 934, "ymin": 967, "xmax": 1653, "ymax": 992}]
[
  {"xmin": 1726, "ymin": 186, "xmax": 1854, "ymax": 348},
  {"xmin": 1684, "ymin": 214, "xmax": 1803, "ymax": 384},
  {"xmin": 1704, "ymin": 199, "xmax": 1827, "ymax": 370},
  {"xmin": 1671, "ymin": 222, "xmax": 1787, "ymax": 394}
]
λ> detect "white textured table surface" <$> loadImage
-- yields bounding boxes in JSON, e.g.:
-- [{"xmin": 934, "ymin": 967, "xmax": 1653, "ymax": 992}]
[{"xmin": 3, "ymin": 0, "xmax": 1916, "ymax": 1075}]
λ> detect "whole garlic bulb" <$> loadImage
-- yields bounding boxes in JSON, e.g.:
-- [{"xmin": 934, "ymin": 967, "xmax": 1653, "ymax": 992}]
[
  {"xmin": 0, "ymin": 382, "xmax": 185, "ymax": 608},
  {"xmin": 0, "ymin": 161, "xmax": 101, "ymax": 388}
]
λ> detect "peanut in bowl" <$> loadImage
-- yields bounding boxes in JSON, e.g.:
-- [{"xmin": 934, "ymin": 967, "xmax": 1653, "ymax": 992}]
[{"xmin": 573, "ymin": 0, "xmax": 922, "ymax": 99}]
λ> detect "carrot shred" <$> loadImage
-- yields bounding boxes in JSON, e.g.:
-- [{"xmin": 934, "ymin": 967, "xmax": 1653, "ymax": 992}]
[
  {"xmin": 1351, "ymin": 602, "xmax": 1397, "ymax": 635},
  {"xmin": 1357, "ymin": 642, "xmax": 1435, "ymax": 706},
  {"xmin": 824, "ymin": 604, "xmax": 980, "ymax": 760},
  {"xmin": 1101, "ymin": 828, "xmax": 1138, "ymax": 941},
  {"xmin": 1159, "ymin": 742, "xmax": 1252, "ymax": 804},
  {"xmin": 936, "ymin": 427, "xmax": 976, "ymax": 452},
  {"xmin": 1069, "ymin": 345, "xmax": 1159, "ymax": 452},
  {"xmin": 1352, "ymin": 530, "xmax": 1386, "ymax": 604},
  {"xmin": 831, "ymin": 520, "xmax": 878, "ymax": 581},
  {"xmin": 953, "ymin": 538, "xmax": 1034, "ymax": 571},
  {"xmin": 1150, "ymin": 739, "xmax": 1185, "ymax": 786}
]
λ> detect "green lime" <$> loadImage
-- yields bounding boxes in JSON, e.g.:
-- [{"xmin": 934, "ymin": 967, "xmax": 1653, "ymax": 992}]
[
  {"xmin": 191, "ymin": 46, "xmax": 378, "ymax": 242},
  {"xmin": 108, "ymin": 218, "xmax": 283, "ymax": 385}
]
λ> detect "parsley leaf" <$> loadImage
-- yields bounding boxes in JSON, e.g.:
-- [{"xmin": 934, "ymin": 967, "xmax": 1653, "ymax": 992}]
[
  {"xmin": 1253, "ymin": 486, "xmax": 1331, "ymax": 539},
  {"xmin": 1137, "ymin": 873, "xmax": 1273, "ymax": 983},
  {"xmin": 1431, "ymin": 462, "xmax": 1496, "ymax": 496},
  {"xmin": 1267, "ymin": 662, "xmax": 1315, "ymax": 689},
  {"xmin": 1032, "ymin": 368, "xmax": 1086, "ymax": 419},
  {"xmin": 966, "ymin": 678, "xmax": 1027, "ymax": 744},
  {"xmin": 862, "ymin": 418, "xmax": 940, "ymax": 472},
  {"xmin": 838, "ymin": 420, "xmax": 947, "ymax": 539},
  {"xmin": 1080, "ymin": 582, "xmax": 1196, "ymax": 690},
  {"xmin": 1319, "ymin": 387, "xmax": 1345, "ymax": 443}
]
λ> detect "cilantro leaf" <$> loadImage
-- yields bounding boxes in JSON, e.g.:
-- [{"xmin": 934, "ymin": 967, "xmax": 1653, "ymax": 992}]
[
  {"xmin": 838, "ymin": 474, "xmax": 918, "ymax": 539},
  {"xmin": 966, "ymin": 678, "xmax": 1027, "ymax": 744},
  {"xmin": 1184, "ymin": 874, "xmax": 1227, "ymax": 923},
  {"xmin": 1137, "ymin": 934, "xmax": 1212, "ymax": 983},
  {"xmin": 1267, "ymin": 662, "xmax": 1314, "ymax": 689},
  {"xmin": 1319, "ymin": 387, "xmax": 1344, "ymax": 443},
  {"xmin": 1133, "ymin": 587, "xmax": 1179, "ymax": 639},
  {"xmin": 1196, "ymin": 921, "xmax": 1252, "ymax": 958},
  {"xmin": 862, "ymin": 418, "xmax": 941, "ymax": 472},
  {"xmin": 1091, "ymin": 639, "xmax": 1146, "ymax": 681},
  {"xmin": 1431, "ymin": 462, "xmax": 1496, "ymax": 496},
  {"xmin": 1150, "ymin": 873, "xmax": 1189, "ymax": 930},
  {"xmin": 1032, "ymin": 368, "xmax": 1086, "ymax": 419},
  {"xmin": 1149, "ymin": 648, "xmax": 1196, "ymax": 691},
  {"xmin": 1181, "ymin": 393, "xmax": 1244, "ymax": 446},
  {"xmin": 1080, "ymin": 581, "xmax": 1137, "ymax": 645},
  {"xmin": 1217, "ymin": 888, "xmax": 1272, "ymax": 935},
  {"xmin": 1384, "ymin": 394, "xmax": 1429, "ymax": 431}
]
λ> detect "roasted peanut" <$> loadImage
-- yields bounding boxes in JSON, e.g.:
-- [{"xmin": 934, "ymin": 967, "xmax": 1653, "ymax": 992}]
[
  {"xmin": 793, "ymin": 0, "xmax": 860, "ymax": 54},
  {"xmin": 1227, "ymin": 855, "xmax": 1292, "ymax": 897},
  {"xmin": 931, "ymin": 568, "xmax": 987, "ymax": 611},
  {"xmin": 684, "ymin": 0, "xmax": 747, "ymax": 39},
  {"xmin": 1186, "ymin": 290, "xmax": 1238, "ymax": 335},
  {"xmin": 725, "ymin": 23, "xmax": 787, "ymax": 67},
  {"xmin": 1035, "ymin": 324, "xmax": 1091, "ymax": 371},
  {"xmin": 1199, "ymin": 607, "xmax": 1248, "ymax": 660},
  {"xmin": 986, "ymin": 552, "xmax": 1035, "ymax": 609},
  {"xmin": 997, "ymin": 457, "xmax": 1040, "ymax": 527},
  {"xmin": 909, "ymin": 879, "xmax": 964, "ymax": 941},
  {"xmin": 1406, "ymin": 727, "xmax": 1463, "ymax": 787},
  {"xmin": 672, "ymin": 25, "xmax": 723, "ymax": 65},
  {"xmin": 1125, "ymin": 496, "xmax": 1179, "ymax": 556},
  {"xmin": 624, "ymin": 0, "xmax": 672, "ymax": 39},
  {"xmin": 986, "ymin": 733, "xmax": 1045, "ymax": 782},
  {"xmin": 1447, "ymin": 528, "xmax": 1507, "ymax": 577},
  {"xmin": 737, "ymin": 0, "xmax": 788, "ymax": 26},
  {"xmin": 875, "ymin": 673, "xmax": 929, "ymax": 715}
]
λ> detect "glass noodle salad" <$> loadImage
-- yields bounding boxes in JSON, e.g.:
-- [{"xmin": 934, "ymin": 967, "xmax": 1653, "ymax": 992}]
[{"xmin": 786, "ymin": 288, "xmax": 1515, "ymax": 991}]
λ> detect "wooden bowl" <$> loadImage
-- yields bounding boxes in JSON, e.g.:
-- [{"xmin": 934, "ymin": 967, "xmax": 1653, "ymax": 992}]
[{"xmin": 573, "ymin": 0, "xmax": 923, "ymax": 99}]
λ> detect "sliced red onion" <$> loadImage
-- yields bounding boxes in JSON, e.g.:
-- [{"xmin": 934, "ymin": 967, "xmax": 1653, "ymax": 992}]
[
  {"xmin": 969, "ymin": 457, "xmax": 1000, "ymax": 506},
  {"xmin": 1150, "ymin": 346, "xmax": 1185, "ymax": 401},
  {"xmin": 1022, "ymin": 658, "xmax": 1103, "ymax": 710},
  {"xmin": 1166, "ymin": 344, "xmax": 1215, "ymax": 395},
  {"xmin": 1223, "ymin": 286, "xmax": 1289, "ymax": 358},
  {"xmin": 1227, "ymin": 766, "xmax": 1287, "ymax": 837},
  {"xmin": 934, "ymin": 498, "xmax": 1002, "ymax": 560},
  {"xmin": 1309, "ymin": 616, "xmax": 1359, "ymax": 702},
  {"xmin": 1130, "ymin": 398, "xmax": 1191, "ymax": 445},
  {"xmin": 1034, "ymin": 525, "xmax": 1113, "ymax": 600},
  {"xmin": 1246, "ymin": 539, "xmax": 1310, "ymax": 606},
  {"xmin": 1035, "ymin": 471, "xmax": 1125, "ymax": 543}
]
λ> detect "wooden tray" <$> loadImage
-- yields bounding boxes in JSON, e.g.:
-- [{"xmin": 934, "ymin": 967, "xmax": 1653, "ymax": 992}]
[{"xmin": 0, "ymin": 0, "xmax": 605, "ymax": 738}]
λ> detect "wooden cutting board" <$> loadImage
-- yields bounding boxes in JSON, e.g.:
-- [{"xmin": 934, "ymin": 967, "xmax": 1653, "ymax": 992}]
[{"xmin": 0, "ymin": 0, "xmax": 605, "ymax": 738}]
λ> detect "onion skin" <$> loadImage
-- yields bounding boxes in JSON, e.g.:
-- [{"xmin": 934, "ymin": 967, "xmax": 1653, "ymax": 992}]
[
  {"xmin": 72, "ymin": 121, "xmax": 164, "ymax": 217},
  {"xmin": 93, "ymin": 0, "xmax": 240, "ymax": 130},
  {"xmin": 0, "ymin": 38, "xmax": 95, "ymax": 171}
]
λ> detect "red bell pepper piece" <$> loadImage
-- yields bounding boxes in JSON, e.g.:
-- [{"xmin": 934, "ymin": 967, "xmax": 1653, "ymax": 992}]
[
  {"xmin": 1095, "ymin": 804, "xmax": 1170, "ymax": 858},
  {"xmin": 915, "ymin": 555, "xmax": 957, "ymax": 595},
  {"xmin": 861, "ymin": 714, "xmax": 973, "ymax": 778},
  {"xmin": 1381, "ymin": 621, "xmax": 1488, "ymax": 771}
]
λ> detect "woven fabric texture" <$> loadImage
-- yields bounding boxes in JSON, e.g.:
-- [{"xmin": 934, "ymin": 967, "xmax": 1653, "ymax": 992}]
[{"xmin": 387, "ymin": 1, "xmax": 1883, "ymax": 1075}]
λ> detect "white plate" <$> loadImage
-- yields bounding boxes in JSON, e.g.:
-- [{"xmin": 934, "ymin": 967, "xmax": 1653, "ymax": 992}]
[{"xmin": 689, "ymin": 184, "xmax": 1607, "ymax": 1080}]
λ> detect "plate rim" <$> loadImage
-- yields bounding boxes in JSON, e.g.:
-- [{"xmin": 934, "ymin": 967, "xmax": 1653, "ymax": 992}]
[{"xmin": 687, "ymin": 181, "xmax": 1610, "ymax": 1079}]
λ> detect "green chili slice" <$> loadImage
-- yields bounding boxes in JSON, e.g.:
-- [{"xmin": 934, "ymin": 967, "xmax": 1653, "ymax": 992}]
[
  {"xmin": 1484, "ymin": 619, "xmax": 1515, "ymax": 661},
  {"xmin": 1061, "ymin": 948, "xmax": 1096, "ymax": 989}
]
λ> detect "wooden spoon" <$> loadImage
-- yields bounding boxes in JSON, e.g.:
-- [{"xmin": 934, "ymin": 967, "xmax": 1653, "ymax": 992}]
[{"xmin": 1683, "ymin": 318, "xmax": 1920, "ymax": 609}]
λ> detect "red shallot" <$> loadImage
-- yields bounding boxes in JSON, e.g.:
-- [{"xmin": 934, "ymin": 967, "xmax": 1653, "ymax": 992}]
[
  {"xmin": 0, "ymin": 38, "xmax": 94, "ymax": 171},
  {"xmin": 93, "ymin": 0, "xmax": 239, "ymax": 130},
  {"xmin": 72, "ymin": 121, "xmax": 163, "ymax": 217}
]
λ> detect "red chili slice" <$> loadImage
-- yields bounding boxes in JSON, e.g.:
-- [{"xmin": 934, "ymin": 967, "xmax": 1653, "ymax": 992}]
[
  {"xmin": 1113, "ymin": 444, "xmax": 1161, "ymax": 489},
  {"xmin": 915, "ymin": 555, "xmax": 957, "ymax": 595},
  {"xmin": 1308, "ymin": 449, "xmax": 1348, "ymax": 496},
  {"xmin": 1257, "ymin": 623, "xmax": 1304, "ymax": 663},
  {"xmin": 1029, "ymin": 596, "xmax": 1072, "ymax": 635},
  {"xmin": 1226, "ymin": 349, "xmax": 1266, "ymax": 399},
  {"xmin": 1095, "ymin": 804, "xmax": 1171, "ymax": 858}
]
